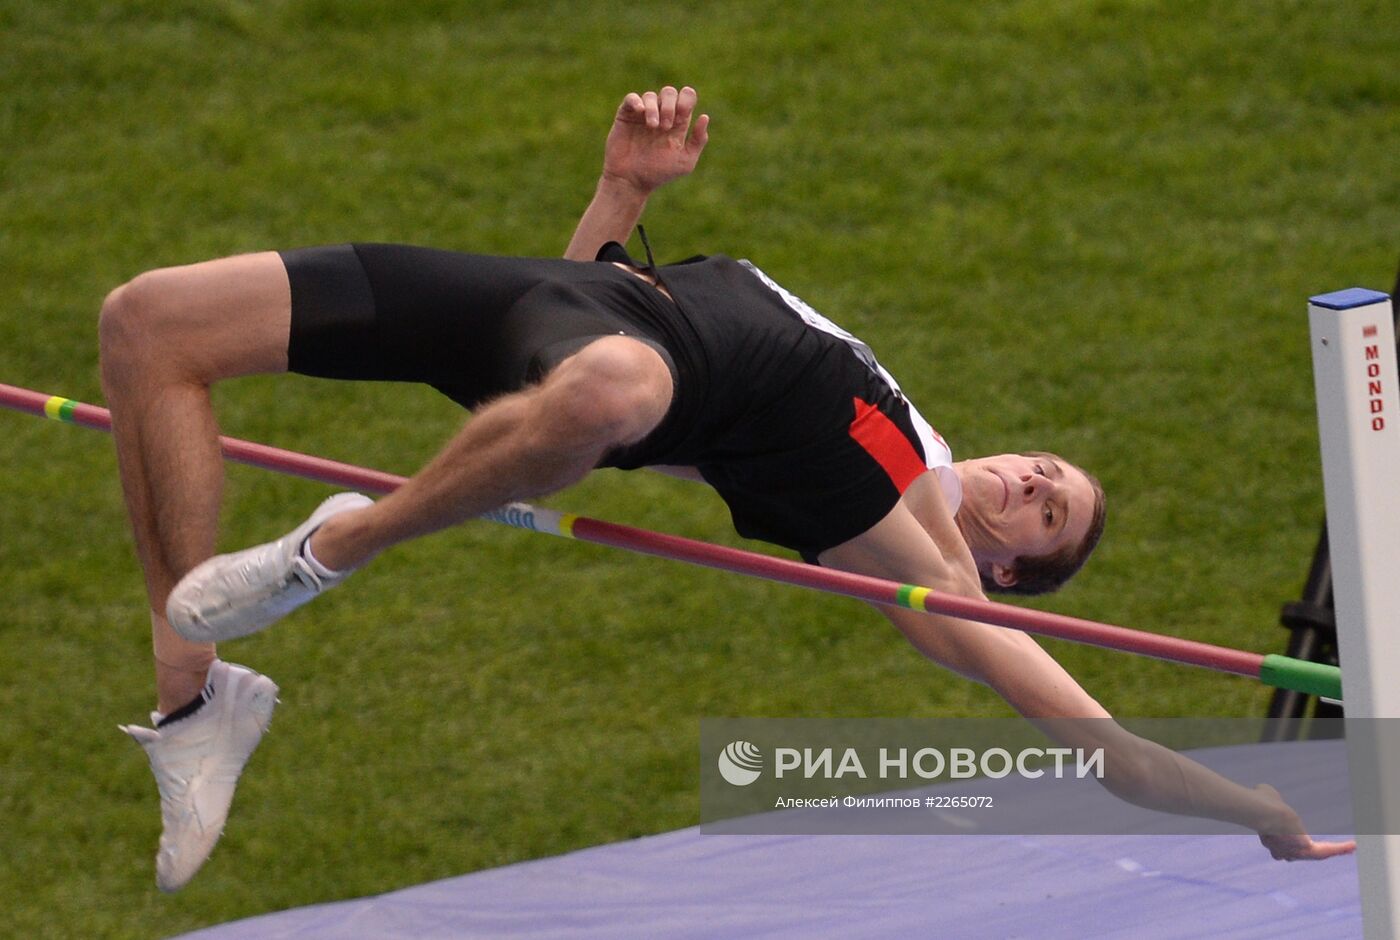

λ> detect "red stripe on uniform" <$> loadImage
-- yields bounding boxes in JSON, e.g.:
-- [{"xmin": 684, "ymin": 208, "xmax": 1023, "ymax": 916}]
[{"xmin": 849, "ymin": 398, "xmax": 926, "ymax": 493}]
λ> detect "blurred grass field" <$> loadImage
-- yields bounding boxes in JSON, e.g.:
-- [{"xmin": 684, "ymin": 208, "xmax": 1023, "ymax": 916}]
[{"xmin": 2, "ymin": 0, "xmax": 1397, "ymax": 936}]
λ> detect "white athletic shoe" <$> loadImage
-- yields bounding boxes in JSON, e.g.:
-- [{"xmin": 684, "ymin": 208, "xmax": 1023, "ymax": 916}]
[
  {"xmin": 120, "ymin": 660, "xmax": 278, "ymax": 892},
  {"xmin": 167, "ymin": 492, "xmax": 372, "ymax": 643}
]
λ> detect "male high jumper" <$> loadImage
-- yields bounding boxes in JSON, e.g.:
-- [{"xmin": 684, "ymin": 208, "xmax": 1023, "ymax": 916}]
[{"xmin": 100, "ymin": 86, "xmax": 1353, "ymax": 891}]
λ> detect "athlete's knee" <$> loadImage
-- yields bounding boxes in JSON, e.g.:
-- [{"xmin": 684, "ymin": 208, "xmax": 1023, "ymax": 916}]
[
  {"xmin": 100, "ymin": 268, "xmax": 200, "ymax": 386},
  {"xmin": 546, "ymin": 337, "xmax": 673, "ymax": 445},
  {"xmin": 101, "ymin": 271, "xmax": 171, "ymax": 376}
]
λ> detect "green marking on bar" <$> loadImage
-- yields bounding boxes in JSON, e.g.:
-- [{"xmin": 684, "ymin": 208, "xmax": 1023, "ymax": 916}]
[
  {"xmin": 58, "ymin": 399, "xmax": 78, "ymax": 423},
  {"xmin": 1259, "ymin": 654, "xmax": 1342, "ymax": 700},
  {"xmin": 895, "ymin": 584, "xmax": 914, "ymax": 608}
]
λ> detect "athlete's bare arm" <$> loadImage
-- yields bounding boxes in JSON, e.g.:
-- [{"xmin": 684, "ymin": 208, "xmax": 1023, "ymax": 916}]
[
  {"xmin": 566, "ymin": 86, "xmax": 711, "ymax": 485},
  {"xmin": 565, "ymin": 85, "xmax": 709, "ymax": 262},
  {"xmin": 819, "ymin": 473, "xmax": 1355, "ymax": 862}
]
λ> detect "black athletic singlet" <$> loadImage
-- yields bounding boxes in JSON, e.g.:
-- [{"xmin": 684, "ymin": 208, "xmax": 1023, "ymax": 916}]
[{"xmin": 280, "ymin": 242, "xmax": 958, "ymax": 558}]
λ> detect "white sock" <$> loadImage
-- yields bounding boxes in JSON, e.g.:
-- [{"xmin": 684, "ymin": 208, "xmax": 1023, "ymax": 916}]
[{"xmin": 300, "ymin": 534, "xmax": 344, "ymax": 578}]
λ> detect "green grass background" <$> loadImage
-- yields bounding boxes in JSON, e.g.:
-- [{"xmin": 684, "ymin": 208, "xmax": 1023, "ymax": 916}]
[{"xmin": 2, "ymin": 0, "xmax": 1396, "ymax": 936}]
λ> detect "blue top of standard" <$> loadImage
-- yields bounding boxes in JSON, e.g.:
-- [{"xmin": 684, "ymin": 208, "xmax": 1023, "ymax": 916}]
[{"xmin": 1310, "ymin": 288, "xmax": 1391, "ymax": 310}]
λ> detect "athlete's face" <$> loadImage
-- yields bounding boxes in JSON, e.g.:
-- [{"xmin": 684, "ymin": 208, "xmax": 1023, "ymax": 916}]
[{"xmin": 952, "ymin": 453, "xmax": 1097, "ymax": 588}]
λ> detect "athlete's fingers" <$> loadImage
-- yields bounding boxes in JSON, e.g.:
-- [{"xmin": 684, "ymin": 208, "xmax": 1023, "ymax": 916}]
[
  {"xmin": 1306, "ymin": 839, "xmax": 1357, "ymax": 859},
  {"xmin": 642, "ymin": 90, "xmax": 660, "ymax": 128},
  {"xmin": 687, "ymin": 113, "xmax": 710, "ymax": 155},
  {"xmin": 616, "ymin": 92, "xmax": 645, "ymax": 123},
  {"xmin": 674, "ymin": 85, "xmax": 697, "ymax": 120},
  {"xmin": 1261, "ymin": 832, "xmax": 1357, "ymax": 861},
  {"xmin": 674, "ymin": 86, "xmax": 697, "ymax": 127},
  {"xmin": 658, "ymin": 85, "xmax": 679, "ymax": 130}
]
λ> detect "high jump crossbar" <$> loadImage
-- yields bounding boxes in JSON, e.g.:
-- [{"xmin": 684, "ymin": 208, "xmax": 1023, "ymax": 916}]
[{"xmin": 0, "ymin": 380, "xmax": 1340, "ymax": 700}]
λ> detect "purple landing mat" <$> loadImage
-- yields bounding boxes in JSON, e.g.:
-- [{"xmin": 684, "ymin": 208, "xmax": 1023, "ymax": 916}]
[{"xmin": 176, "ymin": 739, "xmax": 1362, "ymax": 939}]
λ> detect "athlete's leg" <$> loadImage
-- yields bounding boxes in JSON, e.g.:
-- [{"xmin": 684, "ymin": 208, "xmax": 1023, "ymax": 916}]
[
  {"xmin": 164, "ymin": 333, "xmax": 674, "ymax": 643},
  {"xmin": 311, "ymin": 334, "xmax": 673, "ymax": 569},
  {"xmin": 99, "ymin": 252, "xmax": 292, "ymax": 713}
]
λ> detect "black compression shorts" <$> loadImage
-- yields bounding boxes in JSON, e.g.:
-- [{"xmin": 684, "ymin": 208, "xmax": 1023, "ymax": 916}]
[
  {"xmin": 279, "ymin": 243, "xmax": 937, "ymax": 560},
  {"xmin": 281, "ymin": 243, "xmax": 680, "ymax": 410}
]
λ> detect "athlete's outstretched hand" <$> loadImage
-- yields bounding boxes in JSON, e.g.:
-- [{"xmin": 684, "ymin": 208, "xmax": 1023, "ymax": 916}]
[
  {"xmin": 602, "ymin": 85, "xmax": 709, "ymax": 196},
  {"xmin": 1254, "ymin": 785, "xmax": 1357, "ymax": 861}
]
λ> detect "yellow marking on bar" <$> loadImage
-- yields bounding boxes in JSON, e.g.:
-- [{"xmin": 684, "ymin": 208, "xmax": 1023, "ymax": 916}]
[
  {"xmin": 44, "ymin": 396, "xmax": 68, "ymax": 421},
  {"xmin": 908, "ymin": 586, "xmax": 931, "ymax": 610},
  {"xmin": 559, "ymin": 513, "xmax": 578, "ymax": 538}
]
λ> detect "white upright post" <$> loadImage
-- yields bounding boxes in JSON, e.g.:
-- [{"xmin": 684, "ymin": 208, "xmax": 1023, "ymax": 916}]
[{"xmin": 1308, "ymin": 287, "xmax": 1400, "ymax": 940}]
